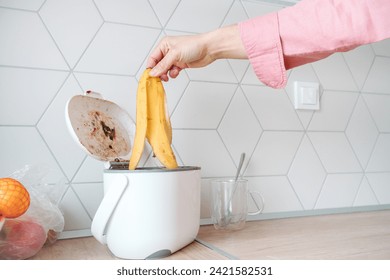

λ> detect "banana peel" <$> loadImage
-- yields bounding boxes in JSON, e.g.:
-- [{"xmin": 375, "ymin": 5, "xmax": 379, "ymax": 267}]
[
  {"xmin": 129, "ymin": 68, "xmax": 178, "ymax": 170},
  {"xmin": 128, "ymin": 70, "xmax": 148, "ymax": 169}
]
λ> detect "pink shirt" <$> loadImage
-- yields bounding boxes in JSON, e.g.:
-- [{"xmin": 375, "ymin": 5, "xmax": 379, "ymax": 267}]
[{"xmin": 239, "ymin": 0, "xmax": 390, "ymax": 88}]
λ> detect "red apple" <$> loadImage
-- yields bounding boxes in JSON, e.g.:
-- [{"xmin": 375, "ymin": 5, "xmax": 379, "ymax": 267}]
[{"xmin": 0, "ymin": 219, "xmax": 46, "ymax": 259}]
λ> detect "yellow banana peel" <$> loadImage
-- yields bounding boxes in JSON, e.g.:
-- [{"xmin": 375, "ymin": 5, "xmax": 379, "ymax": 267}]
[{"xmin": 129, "ymin": 69, "xmax": 178, "ymax": 170}]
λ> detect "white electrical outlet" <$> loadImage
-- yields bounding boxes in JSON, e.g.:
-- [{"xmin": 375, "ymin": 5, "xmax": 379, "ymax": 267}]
[{"xmin": 294, "ymin": 81, "xmax": 320, "ymax": 110}]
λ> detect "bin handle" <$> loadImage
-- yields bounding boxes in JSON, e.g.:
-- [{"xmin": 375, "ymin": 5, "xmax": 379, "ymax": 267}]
[{"xmin": 91, "ymin": 174, "xmax": 128, "ymax": 244}]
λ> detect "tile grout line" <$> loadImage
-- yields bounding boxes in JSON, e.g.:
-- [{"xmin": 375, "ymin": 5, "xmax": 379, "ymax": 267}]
[{"xmin": 195, "ymin": 238, "xmax": 239, "ymax": 260}]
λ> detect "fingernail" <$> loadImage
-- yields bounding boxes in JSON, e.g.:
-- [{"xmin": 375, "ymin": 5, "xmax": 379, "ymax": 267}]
[{"xmin": 149, "ymin": 68, "xmax": 157, "ymax": 76}]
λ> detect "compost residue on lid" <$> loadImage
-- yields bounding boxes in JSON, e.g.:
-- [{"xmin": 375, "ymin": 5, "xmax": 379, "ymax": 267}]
[{"xmin": 67, "ymin": 92, "xmax": 132, "ymax": 161}]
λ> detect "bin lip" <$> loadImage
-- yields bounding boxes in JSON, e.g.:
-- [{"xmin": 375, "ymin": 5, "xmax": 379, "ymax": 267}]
[{"xmin": 104, "ymin": 164, "xmax": 201, "ymax": 173}]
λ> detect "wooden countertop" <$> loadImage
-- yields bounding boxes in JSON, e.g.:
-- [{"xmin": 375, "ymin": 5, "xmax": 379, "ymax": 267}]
[{"xmin": 29, "ymin": 210, "xmax": 390, "ymax": 260}]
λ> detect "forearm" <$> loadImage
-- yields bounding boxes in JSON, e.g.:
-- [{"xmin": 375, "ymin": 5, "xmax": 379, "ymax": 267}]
[{"xmin": 204, "ymin": 24, "xmax": 247, "ymax": 61}]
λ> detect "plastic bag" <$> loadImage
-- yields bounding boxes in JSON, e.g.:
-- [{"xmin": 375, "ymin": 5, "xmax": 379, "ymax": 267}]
[{"xmin": 0, "ymin": 164, "xmax": 66, "ymax": 259}]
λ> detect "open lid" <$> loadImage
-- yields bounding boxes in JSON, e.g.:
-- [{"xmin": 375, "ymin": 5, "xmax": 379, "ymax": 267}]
[{"xmin": 65, "ymin": 91, "xmax": 135, "ymax": 162}]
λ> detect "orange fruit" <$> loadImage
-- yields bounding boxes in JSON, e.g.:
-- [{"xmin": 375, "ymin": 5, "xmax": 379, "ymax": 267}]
[{"xmin": 0, "ymin": 178, "xmax": 30, "ymax": 218}]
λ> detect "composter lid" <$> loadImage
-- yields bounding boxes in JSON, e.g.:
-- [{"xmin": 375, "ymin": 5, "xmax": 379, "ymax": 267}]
[{"xmin": 65, "ymin": 91, "xmax": 135, "ymax": 162}]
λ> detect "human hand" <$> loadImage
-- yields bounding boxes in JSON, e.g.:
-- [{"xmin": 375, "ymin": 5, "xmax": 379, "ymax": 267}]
[
  {"xmin": 147, "ymin": 25, "xmax": 247, "ymax": 81},
  {"xmin": 147, "ymin": 33, "xmax": 214, "ymax": 82}
]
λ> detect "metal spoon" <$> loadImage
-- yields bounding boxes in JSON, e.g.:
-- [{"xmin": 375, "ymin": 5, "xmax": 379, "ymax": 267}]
[
  {"xmin": 223, "ymin": 152, "xmax": 246, "ymax": 225},
  {"xmin": 234, "ymin": 152, "xmax": 245, "ymax": 181}
]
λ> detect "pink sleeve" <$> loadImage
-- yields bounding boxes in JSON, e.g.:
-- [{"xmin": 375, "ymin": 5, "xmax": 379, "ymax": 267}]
[{"xmin": 239, "ymin": 0, "xmax": 390, "ymax": 88}]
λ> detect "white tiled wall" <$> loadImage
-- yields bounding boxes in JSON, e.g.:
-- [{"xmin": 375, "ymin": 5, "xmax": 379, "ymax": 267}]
[{"xmin": 1, "ymin": 0, "xmax": 390, "ymax": 236}]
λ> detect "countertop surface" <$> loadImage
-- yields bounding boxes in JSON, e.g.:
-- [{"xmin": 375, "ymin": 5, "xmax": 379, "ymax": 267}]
[{"xmin": 30, "ymin": 210, "xmax": 390, "ymax": 260}]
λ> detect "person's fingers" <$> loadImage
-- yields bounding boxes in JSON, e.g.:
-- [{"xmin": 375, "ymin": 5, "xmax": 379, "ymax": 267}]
[
  {"xmin": 149, "ymin": 50, "xmax": 178, "ymax": 77},
  {"xmin": 168, "ymin": 66, "xmax": 182, "ymax": 79},
  {"xmin": 146, "ymin": 56, "xmax": 159, "ymax": 69},
  {"xmin": 160, "ymin": 73, "xmax": 169, "ymax": 82},
  {"xmin": 147, "ymin": 47, "xmax": 164, "ymax": 69}
]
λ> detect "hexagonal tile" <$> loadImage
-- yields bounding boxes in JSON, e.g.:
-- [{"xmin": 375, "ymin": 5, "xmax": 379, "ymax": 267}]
[
  {"xmin": 0, "ymin": 127, "xmax": 64, "ymax": 184},
  {"xmin": 75, "ymin": 23, "xmax": 160, "ymax": 75},
  {"xmin": 241, "ymin": 1, "xmax": 283, "ymax": 17},
  {"xmin": 173, "ymin": 129, "xmax": 236, "ymax": 177},
  {"xmin": 315, "ymin": 173, "xmax": 363, "ymax": 209},
  {"xmin": 353, "ymin": 176, "xmax": 379, "ymax": 207},
  {"xmin": 288, "ymin": 135, "xmax": 326, "ymax": 210},
  {"xmin": 37, "ymin": 74, "xmax": 86, "ymax": 181},
  {"xmin": 60, "ymin": 185, "xmax": 92, "ymax": 231},
  {"xmin": 247, "ymin": 176, "xmax": 303, "ymax": 213},
  {"xmin": 0, "ymin": 67, "xmax": 68, "ymax": 125},
  {"xmin": 243, "ymin": 85, "xmax": 303, "ymax": 130},
  {"xmin": 371, "ymin": 38, "xmax": 390, "ymax": 57},
  {"xmin": 241, "ymin": 66, "xmax": 265, "ymax": 86},
  {"xmin": 72, "ymin": 182, "xmax": 104, "ymax": 219},
  {"xmin": 0, "ymin": 0, "xmax": 45, "ymax": 10},
  {"xmin": 162, "ymin": 71, "xmax": 190, "ymax": 114},
  {"xmin": 222, "ymin": 0, "xmax": 248, "ymax": 26},
  {"xmin": 0, "ymin": 8, "xmax": 68, "ymax": 69},
  {"xmin": 166, "ymin": 0, "xmax": 233, "ymax": 33},
  {"xmin": 366, "ymin": 134, "xmax": 390, "ymax": 172},
  {"xmin": 346, "ymin": 96, "xmax": 379, "ymax": 168},
  {"xmin": 245, "ymin": 131, "xmax": 303, "ymax": 176},
  {"xmin": 149, "ymin": 0, "xmax": 180, "ymax": 27},
  {"xmin": 362, "ymin": 57, "xmax": 390, "ymax": 94},
  {"xmin": 228, "ymin": 60, "xmax": 250, "ymax": 83},
  {"xmin": 39, "ymin": 0, "xmax": 103, "ymax": 68},
  {"xmin": 95, "ymin": 0, "xmax": 160, "ymax": 27},
  {"xmin": 218, "ymin": 87, "xmax": 262, "ymax": 167},
  {"xmin": 343, "ymin": 44, "xmax": 375, "ymax": 90},
  {"xmin": 311, "ymin": 53, "xmax": 358, "ymax": 91},
  {"xmin": 72, "ymin": 156, "xmax": 104, "ymax": 183},
  {"xmin": 362, "ymin": 93, "xmax": 390, "ymax": 132},
  {"xmin": 308, "ymin": 90, "xmax": 359, "ymax": 131},
  {"xmin": 186, "ymin": 60, "xmax": 238, "ymax": 83},
  {"xmin": 308, "ymin": 132, "xmax": 362, "ymax": 173},
  {"xmin": 366, "ymin": 172, "xmax": 390, "ymax": 204},
  {"xmin": 171, "ymin": 81, "xmax": 237, "ymax": 129}
]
